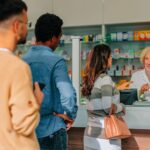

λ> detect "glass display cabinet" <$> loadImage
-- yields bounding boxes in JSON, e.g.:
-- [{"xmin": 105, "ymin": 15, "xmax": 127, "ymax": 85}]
[
  {"xmin": 15, "ymin": 23, "xmax": 150, "ymax": 106},
  {"xmin": 14, "ymin": 23, "xmax": 150, "ymax": 131}
]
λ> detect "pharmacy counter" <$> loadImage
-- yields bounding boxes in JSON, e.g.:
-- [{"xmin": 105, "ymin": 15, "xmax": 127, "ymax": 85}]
[{"xmin": 73, "ymin": 103, "xmax": 150, "ymax": 129}]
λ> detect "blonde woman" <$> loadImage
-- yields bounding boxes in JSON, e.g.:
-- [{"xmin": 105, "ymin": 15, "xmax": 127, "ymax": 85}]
[{"xmin": 130, "ymin": 47, "xmax": 150, "ymax": 95}]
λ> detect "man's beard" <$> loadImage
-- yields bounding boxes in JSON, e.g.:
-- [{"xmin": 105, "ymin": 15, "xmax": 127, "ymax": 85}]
[
  {"xmin": 17, "ymin": 37, "xmax": 27, "ymax": 45},
  {"xmin": 17, "ymin": 32, "xmax": 28, "ymax": 45}
]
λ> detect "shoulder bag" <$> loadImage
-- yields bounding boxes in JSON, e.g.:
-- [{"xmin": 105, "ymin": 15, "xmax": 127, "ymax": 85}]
[{"xmin": 104, "ymin": 105, "xmax": 131, "ymax": 139}]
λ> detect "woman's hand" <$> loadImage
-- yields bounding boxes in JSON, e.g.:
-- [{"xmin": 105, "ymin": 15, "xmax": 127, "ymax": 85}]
[
  {"xmin": 34, "ymin": 82, "xmax": 44, "ymax": 106},
  {"xmin": 122, "ymin": 107, "xmax": 126, "ymax": 115},
  {"xmin": 53, "ymin": 112, "xmax": 74, "ymax": 131},
  {"xmin": 109, "ymin": 103, "xmax": 117, "ymax": 114},
  {"xmin": 140, "ymin": 84, "xmax": 150, "ymax": 94}
]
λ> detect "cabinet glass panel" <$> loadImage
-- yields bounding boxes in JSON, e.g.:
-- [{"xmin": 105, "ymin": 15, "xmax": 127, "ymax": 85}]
[
  {"xmin": 106, "ymin": 23, "xmax": 150, "ymax": 82},
  {"xmin": 55, "ymin": 43, "xmax": 72, "ymax": 78}
]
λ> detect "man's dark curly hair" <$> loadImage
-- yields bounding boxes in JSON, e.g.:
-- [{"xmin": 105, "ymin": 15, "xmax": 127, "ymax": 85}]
[
  {"xmin": 35, "ymin": 13, "xmax": 63, "ymax": 42},
  {"xmin": 0, "ymin": 0, "xmax": 27, "ymax": 21}
]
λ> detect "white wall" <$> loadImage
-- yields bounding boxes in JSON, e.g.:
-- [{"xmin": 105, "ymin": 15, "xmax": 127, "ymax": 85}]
[
  {"xmin": 23, "ymin": 0, "xmax": 53, "ymax": 28},
  {"xmin": 104, "ymin": 0, "xmax": 150, "ymax": 24},
  {"xmin": 53, "ymin": 0, "xmax": 103, "ymax": 27},
  {"xmin": 23, "ymin": 0, "xmax": 150, "ymax": 27}
]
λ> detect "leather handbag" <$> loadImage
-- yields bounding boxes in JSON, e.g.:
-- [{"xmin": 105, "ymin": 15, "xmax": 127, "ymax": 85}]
[{"xmin": 104, "ymin": 111, "xmax": 131, "ymax": 139}]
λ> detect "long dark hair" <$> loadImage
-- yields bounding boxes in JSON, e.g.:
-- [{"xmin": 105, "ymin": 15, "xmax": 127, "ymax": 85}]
[{"xmin": 82, "ymin": 44, "xmax": 111, "ymax": 97}]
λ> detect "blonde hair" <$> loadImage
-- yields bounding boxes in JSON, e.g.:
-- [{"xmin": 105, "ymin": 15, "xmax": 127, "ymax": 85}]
[{"xmin": 140, "ymin": 47, "xmax": 150, "ymax": 64}]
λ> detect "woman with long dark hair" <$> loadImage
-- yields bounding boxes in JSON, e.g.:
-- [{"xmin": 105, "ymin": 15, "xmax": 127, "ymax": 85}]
[{"xmin": 82, "ymin": 44, "xmax": 128, "ymax": 150}]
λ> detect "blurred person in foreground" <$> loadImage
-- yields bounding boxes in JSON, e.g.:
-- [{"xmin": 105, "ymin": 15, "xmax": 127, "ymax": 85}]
[
  {"xmin": 23, "ymin": 13, "xmax": 78, "ymax": 150},
  {"xmin": 82, "ymin": 44, "xmax": 129, "ymax": 150},
  {"xmin": 130, "ymin": 47, "xmax": 150, "ymax": 96},
  {"xmin": 0, "ymin": 0, "xmax": 43, "ymax": 150}
]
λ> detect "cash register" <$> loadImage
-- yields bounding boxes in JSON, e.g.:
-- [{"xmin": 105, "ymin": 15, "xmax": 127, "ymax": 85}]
[{"xmin": 120, "ymin": 89, "xmax": 138, "ymax": 105}]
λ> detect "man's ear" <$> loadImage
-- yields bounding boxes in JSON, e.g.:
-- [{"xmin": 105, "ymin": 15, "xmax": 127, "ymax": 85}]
[
  {"xmin": 12, "ymin": 20, "xmax": 22, "ymax": 41},
  {"xmin": 12, "ymin": 20, "xmax": 20, "ymax": 34},
  {"xmin": 51, "ymin": 36, "xmax": 56, "ymax": 42},
  {"xmin": 52, "ymin": 36, "xmax": 60, "ymax": 43}
]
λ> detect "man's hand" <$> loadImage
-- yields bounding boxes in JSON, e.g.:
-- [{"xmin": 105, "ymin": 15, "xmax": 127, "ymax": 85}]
[
  {"xmin": 53, "ymin": 113, "xmax": 74, "ymax": 131},
  {"xmin": 34, "ymin": 82, "xmax": 44, "ymax": 106}
]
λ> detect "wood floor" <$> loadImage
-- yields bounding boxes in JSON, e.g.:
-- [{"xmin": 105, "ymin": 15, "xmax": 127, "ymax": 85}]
[
  {"xmin": 68, "ymin": 128, "xmax": 150, "ymax": 150},
  {"xmin": 68, "ymin": 128, "xmax": 84, "ymax": 150}
]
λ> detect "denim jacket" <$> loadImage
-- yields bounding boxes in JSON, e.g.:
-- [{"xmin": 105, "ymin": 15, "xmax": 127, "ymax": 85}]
[{"xmin": 23, "ymin": 45, "xmax": 78, "ymax": 138}]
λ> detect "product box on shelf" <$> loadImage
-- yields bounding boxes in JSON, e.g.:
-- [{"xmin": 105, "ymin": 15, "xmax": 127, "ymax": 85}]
[{"xmin": 134, "ymin": 30, "xmax": 150, "ymax": 41}]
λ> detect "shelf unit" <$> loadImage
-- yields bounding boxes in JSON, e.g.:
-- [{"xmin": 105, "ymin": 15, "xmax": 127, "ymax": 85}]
[
  {"xmin": 105, "ymin": 22, "xmax": 150, "ymax": 83},
  {"xmin": 16, "ymin": 22, "xmax": 150, "ymax": 105}
]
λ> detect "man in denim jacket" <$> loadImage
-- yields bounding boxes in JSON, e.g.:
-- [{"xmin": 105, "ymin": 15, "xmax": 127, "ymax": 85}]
[{"xmin": 23, "ymin": 13, "xmax": 78, "ymax": 150}]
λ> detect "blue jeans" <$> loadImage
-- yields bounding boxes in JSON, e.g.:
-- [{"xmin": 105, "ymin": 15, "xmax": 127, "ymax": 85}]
[{"xmin": 38, "ymin": 128, "xmax": 68, "ymax": 150}]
